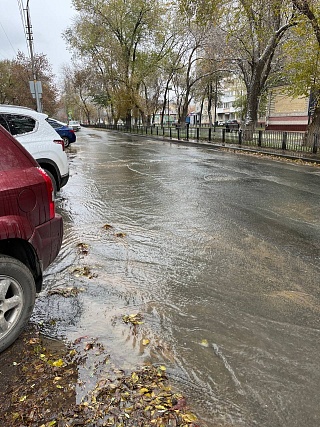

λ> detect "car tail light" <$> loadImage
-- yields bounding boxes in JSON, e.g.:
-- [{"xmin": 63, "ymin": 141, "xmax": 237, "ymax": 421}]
[
  {"xmin": 54, "ymin": 139, "xmax": 65, "ymax": 151},
  {"xmin": 38, "ymin": 168, "xmax": 55, "ymax": 219}
]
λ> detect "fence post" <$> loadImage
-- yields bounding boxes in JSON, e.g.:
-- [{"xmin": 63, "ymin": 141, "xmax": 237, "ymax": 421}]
[
  {"xmin": 258, "ymin": 130, "xmax": 262, "ymax": 147},
  {"xmin": 282, "ymin": 132, "xmax": 287, "ymax": 150},
  {"xmin": 208, "ymin": 127, "xmax": 212, "ymax": 142},
  {"xmin": 170, "ymin": 127, "xmax": 172, "ymax": 138},
  {"xmin": 238, "ymin": 129, "xmax": 242, "ymax": 145},
  {"xmin": 156, "ymin": 126, "xmax": 159, "ymax": 136},
  {"xmin": 196, "ymin": 127, "xmax": 200, "ymax": 141},
  {"xmin": 177, "ymin": 128, "xmax": 180, "ymax": 140},
  {"xmin": 222, "ymin": 129, "xmax": 226, "ymax": 143},
  {"xmin": 186, "ymin": 126, "xmax": 189, "ymax": 141},
  {"xmin": 313, "ymin": 133, "xmax": 318, "ymax": 154}
]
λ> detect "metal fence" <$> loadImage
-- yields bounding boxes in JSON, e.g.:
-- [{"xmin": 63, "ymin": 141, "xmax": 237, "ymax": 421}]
[{"xmin": 93, "ymin": 123, "xmax": 320, "ymax": 160}]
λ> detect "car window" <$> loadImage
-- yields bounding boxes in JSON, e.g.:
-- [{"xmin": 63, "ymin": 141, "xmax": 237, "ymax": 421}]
[
  {"xmin": 0, "ymin": 115, "xmax": 10, "ymax": 133},
  {"xmin": 47, "ymin": 118, "xmax": 64, "ymax": 129},
  {"xmin": 0, "ymin": 113, "xmax": 36, "ymax": 136}
]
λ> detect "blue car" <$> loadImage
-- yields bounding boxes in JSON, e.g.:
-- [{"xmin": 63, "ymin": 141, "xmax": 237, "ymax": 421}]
[{"xmin": 47, "ymin": 118, "xmax": 76, "ymax": 148}]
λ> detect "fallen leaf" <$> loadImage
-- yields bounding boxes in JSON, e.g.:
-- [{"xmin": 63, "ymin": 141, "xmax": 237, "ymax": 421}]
[
  {"xmin": 52, "ymin": 359, "xmax": 65, "ymax": 367},
  {"xmin": 103, "ymin": 223, "xmax": 113, "ymax": 229},
  {"xmin": 115, "ymin": 232, "xmax": 126, "ymax": 237}
]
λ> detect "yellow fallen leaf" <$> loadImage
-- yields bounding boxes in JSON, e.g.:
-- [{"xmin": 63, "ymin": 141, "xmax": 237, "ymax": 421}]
[
  {"xmin": 200, "ymin": 339, "xmax": 209, "ymax": 347},
  {"xmin": 182, "ymin": 412, "xmax": 198, "ymax": 422},
  {"xmin": 131, "ymin": 372, "xmax": 139, "ymax": 383},
  {"xmin": 19, "ymin": 395, "xmax": 27, "ymax": 402},
  {"xmin": 155, "ymin": 405, "xmax": 167, "ymax": 410},
  {"xmin": 52, "ymin": 359, "xmax": 64, "ymax": 367},
  {"xmin": 142, "ymin": 339, "xmax": 150, "ymax": 346}
]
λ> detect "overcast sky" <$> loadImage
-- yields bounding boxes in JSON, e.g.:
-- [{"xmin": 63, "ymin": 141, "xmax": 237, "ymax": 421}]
[{"xmin": 0, "ymin": 0, "xmax": 76, "ymax": 80}]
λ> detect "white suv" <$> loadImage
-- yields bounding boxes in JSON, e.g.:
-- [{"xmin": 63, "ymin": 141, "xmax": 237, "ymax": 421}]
[{"xmin": 0, "ymin": 105, "xmax": 69, "ymax": 192}]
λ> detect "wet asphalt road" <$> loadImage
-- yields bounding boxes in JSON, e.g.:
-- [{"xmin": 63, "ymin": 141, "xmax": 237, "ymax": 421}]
[{"xmin": 33, "ymin": 128, "xmax": 320, "ymax": 427}]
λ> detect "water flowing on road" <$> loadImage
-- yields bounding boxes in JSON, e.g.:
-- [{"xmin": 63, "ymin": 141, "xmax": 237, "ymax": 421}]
[{"xmin": 33, "ymin": 128, "xmax": 320, "ymax": 427}]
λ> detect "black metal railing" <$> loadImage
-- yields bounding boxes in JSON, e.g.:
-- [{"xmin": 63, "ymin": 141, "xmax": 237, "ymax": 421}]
[{"xmin": 91, "ymin": 123, "xmax": 319, "ymax": 159}]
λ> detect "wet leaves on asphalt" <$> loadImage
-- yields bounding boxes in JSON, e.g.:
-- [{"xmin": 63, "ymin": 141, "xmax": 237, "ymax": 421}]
[
  {"xmin": 47, "ymin": 287, "xmax": 85, "ymax": 297},
  {"xmin": 115, "ymin": 231, "xmax": 127, "ymax": 237},
  {"xmin": 76, "ymin": 242, "xmax": 89, "ymax": 255},
  {"xmin": 75, "ymin": 363, "xmax": 202, "ymax": 426},
  {"xmin": 102, "ymin": 223, "xmax": 127, "ymax": 237},
  {"xmin": 102, "ymin": 223, "xmax": 114, "ymax": 229},
  {"xmin": 0, "ymin": 326, "xmax": 207, "ymax": 427},
  {"xmin": 122, "ymin": 313, "xmax": 144, "ymax": 325},
  {"xmin": 71, "ymin": 265, "xmax": 97, "ymax": 279}
]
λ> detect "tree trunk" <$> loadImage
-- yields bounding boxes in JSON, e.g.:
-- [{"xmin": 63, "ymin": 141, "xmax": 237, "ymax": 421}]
[
  {"xmin": 243, "ymin": 77, "xmax": 260, "ymax": 140},
  {"xmin": 306, "ymin": 105, "xmax": 320, "ymax": 147},
  {"xmin": 125, "ymin": 112, "xmax": 132, "ymax": 128},
  {"xmin": 207, "ymin": 82, "xmax": 213, "ymax": 126}
]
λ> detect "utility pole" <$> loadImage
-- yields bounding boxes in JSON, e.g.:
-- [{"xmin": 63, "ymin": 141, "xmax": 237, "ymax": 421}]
[{"xmin": 24, "ymin": 0, "xmax": 42, "ymax": 112}]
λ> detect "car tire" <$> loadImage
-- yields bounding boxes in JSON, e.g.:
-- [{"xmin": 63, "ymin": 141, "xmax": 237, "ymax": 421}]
[
  {"xmin": 43, "ymin": 169, "xmax": 58, "ymax": 195},
  {"xmin": 0, "ymin": 255, "xmax": 36, "ymax": 352},
  {"xmin": 62, "ymin": 136, "xmax": 70, "ymax": 148}
]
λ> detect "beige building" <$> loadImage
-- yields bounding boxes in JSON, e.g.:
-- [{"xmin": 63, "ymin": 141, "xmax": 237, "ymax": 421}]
[{"xmin": 266, "ymin": 87, "xmax": 309, "ymax": 131}]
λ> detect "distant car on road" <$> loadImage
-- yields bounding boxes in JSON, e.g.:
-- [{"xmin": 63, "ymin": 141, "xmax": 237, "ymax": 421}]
[
  {"xmin": 0, "ymin": 125, "xmax": 63, "ymax": 352},
  {"xmin": 47, "ymin": 118, "xmax": 76, "ymax": 148},
  {"xmin": 68, "ymin": 120, "xmax": 81, "ymax": 131}
]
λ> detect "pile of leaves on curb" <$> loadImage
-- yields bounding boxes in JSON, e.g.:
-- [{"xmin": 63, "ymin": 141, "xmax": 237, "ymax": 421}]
[
  {"xmin": 0, "ymin": 325, "xmax": 206, "ymax": 427},
  {"xmin": 0, "ymin": 325, "xmax": 77, "ymax": 427}
]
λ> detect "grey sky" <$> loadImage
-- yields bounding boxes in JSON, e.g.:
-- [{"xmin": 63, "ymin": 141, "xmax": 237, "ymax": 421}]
[{"xmin": 0, "ymin": 0, "xmax": 76, "ymax": 79}]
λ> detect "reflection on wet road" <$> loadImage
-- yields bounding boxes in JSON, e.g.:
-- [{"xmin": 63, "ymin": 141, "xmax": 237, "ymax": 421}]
[{"xmin": 33, "ymin": 128, "xmax": 320, "ymax": 427}]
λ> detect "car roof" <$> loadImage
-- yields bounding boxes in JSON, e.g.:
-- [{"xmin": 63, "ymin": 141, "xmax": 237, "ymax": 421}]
[{"xmin": 0, "ymin": 104, "xmax": 48, "ymax": 120}]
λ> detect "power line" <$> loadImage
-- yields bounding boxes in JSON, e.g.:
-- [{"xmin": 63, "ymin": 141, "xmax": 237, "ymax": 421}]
[
  {"xmin": 18, "ymin": 0, "xmax": 32, "ymax": 57},
  {"xmin": 0, "ymin": 20, "xmax": 17, "ymax": 57}
]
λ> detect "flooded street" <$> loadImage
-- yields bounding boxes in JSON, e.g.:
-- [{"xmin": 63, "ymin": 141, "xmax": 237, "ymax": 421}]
[{"xmin": 33, "ymin": 128, "xmax": 320, "ymax": 427}]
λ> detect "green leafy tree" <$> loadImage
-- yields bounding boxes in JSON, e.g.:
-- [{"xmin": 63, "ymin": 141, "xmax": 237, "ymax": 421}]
[
  {"xmin": 179, "ymin": 0, "xmax": 296, "ymax": 131},
  {"xmin": 0, "ymin": 52, "xmax": 57, "ymax": 114},
  {"xmin": 65, "ymin": 0, "xmax": 172, "ymax": 125},
  {"xmin": 289, "ymin": 0, "xmax": 320, "ymax": 139}
]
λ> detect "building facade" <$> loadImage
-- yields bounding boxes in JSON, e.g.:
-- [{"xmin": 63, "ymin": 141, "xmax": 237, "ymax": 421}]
[{"xmin": 265, "ymin": 87, "xmax": 309, "ymax": 131}]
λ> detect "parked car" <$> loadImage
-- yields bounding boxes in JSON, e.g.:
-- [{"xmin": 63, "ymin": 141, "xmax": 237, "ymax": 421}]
[
  {"xmin": 47, "ymin": 118, "xmax": 76, "ymax": 147},
  {"xmin": 68, "ymin": 120, "xmax": 81, "ymax": 131},
  {"xmin": 0, "ymin": 105, "xmax": 69, "ymax": 193},
  {"xmin": 225, "ymin": 120, "xmax": 240, "ymax": 132},
  {"xmin": 0, "ymin": 125, "xmax": 63, "ymax": 352}
]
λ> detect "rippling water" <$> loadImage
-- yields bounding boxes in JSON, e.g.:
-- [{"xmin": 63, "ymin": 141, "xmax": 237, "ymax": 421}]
[{"xmin": 33, "ymin": 129, "xmax": 320, "ymax": 426}]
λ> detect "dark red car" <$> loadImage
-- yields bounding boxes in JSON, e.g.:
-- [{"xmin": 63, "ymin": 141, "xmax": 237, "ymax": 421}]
[{"xmin": 0, "ymin": 125, "xmax": 63, "ymax": 352}]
